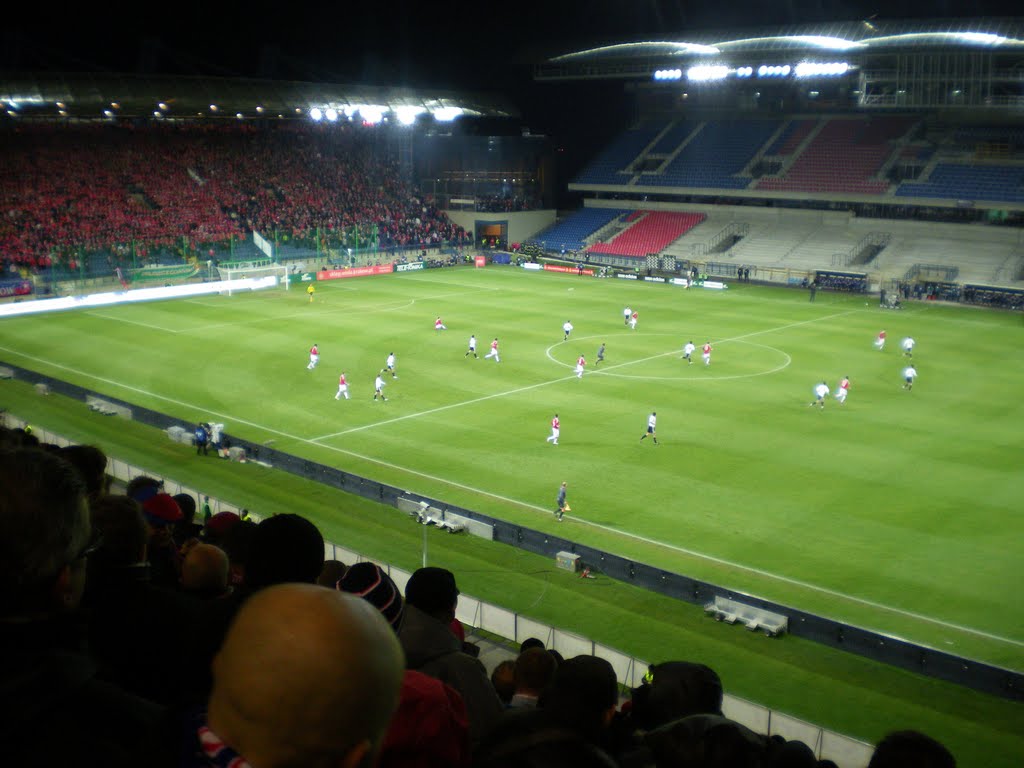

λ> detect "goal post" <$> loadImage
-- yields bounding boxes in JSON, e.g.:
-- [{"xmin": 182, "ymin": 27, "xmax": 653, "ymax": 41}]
[{"xmin": 215, "ymin": 259, "xmax": 290, "ymax": 296}]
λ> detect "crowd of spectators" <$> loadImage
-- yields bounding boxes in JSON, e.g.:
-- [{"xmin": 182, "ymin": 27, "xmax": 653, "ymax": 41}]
[
  {"xmin": 0, "ymin": 425, "xmax": 959, "ymax": 767},
  {"xmin": 0, "ymin": 123, "xmax": 471, "ymax": 276},
  {"xmin": 474, "ymin": 193, "xmax": 540, "ymax": 213},
  {"xmin": 812, "ymin": 272, "xmax": 869, "ymax": 293},
  {"xmin": 961, "ymin": 284, "xmax": 1024, "ymax": 310}
]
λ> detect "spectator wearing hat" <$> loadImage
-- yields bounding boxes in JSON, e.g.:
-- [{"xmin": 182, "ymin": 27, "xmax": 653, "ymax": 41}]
[
  {"xmin": 201, "ymin": 511, "xmax": 241, "ymax": 547},
  {"xmin": 338, "ymin": 562, "xmax": 471, "ymax": 768},
  {"xmin": 128, "ymin": 483, "xmax": 184, "ymax": 590},
  {"xmin": 189, "ymin": 583, "xmax": 404, "ymax": 768},
  {"xmin": 541, "ymin": 655, "xmax": 620, "ymax": 750},
  {"xmin": 399, "ymin": 567, "xmax": 503, "ymax": 748},
  {"xmin": 317, "ymin": 559, "xmax": 349, "ymax": 588},
  {"xmin": 0, "ymin": 448, "xmax": 172, "ymax": 766},
  {"xmin": 189, "ymin": 514, "xmax": 326, "ymax": 706}
]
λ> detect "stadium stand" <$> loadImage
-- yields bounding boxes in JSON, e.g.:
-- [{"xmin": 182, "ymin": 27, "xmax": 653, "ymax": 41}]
[
  {"xmin": 573, "ymin": 121, "xmax": 667, "ymax": 184},
  {"xmin": 756, "ymin": 116, "xmax": 919, "ymax": 195},
  {"xmin": 647, "ymin": 119, "xmax": 700, "ymax": 155},
  {"xmin": 587, "ymin": 211, "xmax": 706, "ymax": 257},
  {"xmin": 526, "ymin": 207, "xmax": 632, "ymax": 252},
  {"xmin": 896, "ymin": 164, "xmax": 1024, "ymax": 203},
  {"xmin": 651, "ymin": 118, "xmax": 780, "ymax": 189},
  {"xmin": 763, "ymin": 118, "xmax": 817, "ymax": 157},
  {"xmin": 0, "ymin": 124, "xmax": 470, "ymax": 277}
]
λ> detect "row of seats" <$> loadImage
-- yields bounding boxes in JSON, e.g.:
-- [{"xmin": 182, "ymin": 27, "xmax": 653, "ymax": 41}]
[
  {"xmin": 588, "ymin": 211, "xmax": 706, "ymax": 257},
  {"xmin": 527, "ymin": 208, "xmax": 632, "ymax": 252},
  {"xmin": 896, "ymin": 164, "xmax": 1024, "ymax": 202},
  {"xmin": 756, "ymin": 117, "xmax": 916, "ymax": 195}
]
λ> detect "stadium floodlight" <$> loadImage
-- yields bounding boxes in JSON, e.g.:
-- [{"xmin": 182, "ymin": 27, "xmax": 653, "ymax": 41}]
[
  {"xmin": 210, "ymin": 105, "xmax": 218, "ymax": 112},
  {"xmin": 158, "ymin": 102, "xmax": 168, "ymax": 111},
  {"xmin": 395, "ymin": 105, "xmax": 424, "ymax": 126},
  {"xmin": 325, "ymin": 108, "xmax": 338, "ymax": 122},
  {"xmin": 357, "ymin": 105, "xmax": 385, "ymax": 125},
  {"xmin": 734, "ymin": 66, "xmax": 754, "ymax": 78},
  {"xmin": 653, "ymin": 69, "xmax": 683, "ymax": 81},
  {"xmin": 687, "ymin": 65, "xmax": 729, "ymax": 82},
  {"xmin": 309, "ymin": 107, "xmax": 323, "ymax": 121},
  {"xmin": 432, "ymin": 106, "xmax": 463, "ymax": 122},
  {"xmin": 795, "ymin": 61, "xmax": 850, "ymax": 78}
]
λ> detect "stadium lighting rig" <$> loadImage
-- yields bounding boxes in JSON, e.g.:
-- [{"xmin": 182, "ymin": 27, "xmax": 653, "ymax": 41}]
[{"xmin": 653, "ymin": 60, "xmax": 853, "ymax": 83}]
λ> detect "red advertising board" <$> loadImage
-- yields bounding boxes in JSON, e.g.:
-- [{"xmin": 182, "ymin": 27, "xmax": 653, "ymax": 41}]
[
  {"xmin": 543, "ymin": 264, "xmax": 595, "ymax": 276},
  {"xmin": 317, "ymin": 264, "xmax": 394, "ymax": 281},
  {"xmin": 474, "ymin": 256, "xmax": 487, "ymax": 268}
]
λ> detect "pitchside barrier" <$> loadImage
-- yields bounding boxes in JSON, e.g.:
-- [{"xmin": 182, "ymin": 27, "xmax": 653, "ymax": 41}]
[
  {"xmin": 1, "ymin": 362, "xmax": 1021, "ymax": 707},
  {"xmin": 0, "ymin": 412, "xmax": 874, "ymax": 768}
]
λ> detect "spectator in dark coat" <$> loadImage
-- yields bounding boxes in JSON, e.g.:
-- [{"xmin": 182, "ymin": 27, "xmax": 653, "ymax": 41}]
[
  {"xmin": 0, "ymin": 448, "xmax": 172, "ymax": 767},
  {"xmin": 84, "ymin": 494, "xmax": 201, "ymax": 709},
  {"xmin": 398, "ymin": 567, "xmax": 503, "ymax": 748}
]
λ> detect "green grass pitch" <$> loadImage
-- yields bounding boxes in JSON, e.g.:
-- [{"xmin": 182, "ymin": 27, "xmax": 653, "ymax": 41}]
[
  {"xmin": 1, "ymin": 266, "xmax": 1023, "ymax": 765},
  {"xmin": 1, "ymin": 268, "xmax": 1022, "ymax": 666}
]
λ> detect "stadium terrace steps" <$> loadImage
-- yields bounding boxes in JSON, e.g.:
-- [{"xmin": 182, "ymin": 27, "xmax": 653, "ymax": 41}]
[
  {"xmin": 573, "ymin": 122, "xmax": 668, "ymax": 185},
  {"xmin": 648, "ymin": 119, "xmax": 701, "ymax": 155},
  {"xmin": 765, "ymin": 118, "xmax": 819, "ymax": 157},
  {"xmin": 526, "ymin": 208, "xmax": 632, "ymax": 252},
  {"xmin": 875, "ymin": 229, "xmax": 1023, "ymax": 285},
  {"xmin": 649, "ymin": 119, "xmax": 782, "ymax": 189},
  {"xmin": 755, "ymin": 116, "xmax": 918, "ymax": 195},
  {"xmin": 587, "ymin": 211, "xmax": 706, "ymax": 257}
]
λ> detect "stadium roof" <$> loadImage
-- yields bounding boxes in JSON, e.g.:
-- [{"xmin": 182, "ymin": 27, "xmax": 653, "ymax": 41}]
[
  {"xmin": 547, "ymin": 17, "xmax": 1024, "ymax": 63},
  {"xmin": 0, "ymin": 72, "xmax": 518, "ymax": 123}
]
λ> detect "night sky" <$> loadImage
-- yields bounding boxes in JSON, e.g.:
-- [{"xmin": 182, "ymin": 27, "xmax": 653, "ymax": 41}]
[
  {"xmin": 3, "ymin": 1, "xmax": 1019, "ymax": 193},
  {"xmin": 4, "ymin": 1, "xmax": 1019, "ymax": 90}
]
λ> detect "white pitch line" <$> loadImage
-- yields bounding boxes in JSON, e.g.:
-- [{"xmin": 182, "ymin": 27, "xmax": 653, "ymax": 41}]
[
  {"xmin": 3, "ymin": 310, "xmax": 1019, "ymax": 649},
  {"xmin": 314, "ymin": 309, "xmax": 858, "ymax": 442},
  {"xmin": 564, "ymin": 515, "xmax": 1024, "ymax": 648},
  {"xmin": 84, "ymin": 312, "xmax": 181, "ymax": 334}
]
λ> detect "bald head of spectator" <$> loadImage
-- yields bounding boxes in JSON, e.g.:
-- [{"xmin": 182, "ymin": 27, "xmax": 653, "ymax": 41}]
[
  {"xmin": 208, "ymin": 584, "xmax": 405, "ymax": 768},
  {"xmin": 181, "ymin": 543, "xmax": 231, "ymax": 599}
]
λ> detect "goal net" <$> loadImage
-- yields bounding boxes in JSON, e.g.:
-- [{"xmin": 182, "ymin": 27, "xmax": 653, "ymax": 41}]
[{"xmin": 215, "ymin": 259, "xmax": 290, "ymax": 296}]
